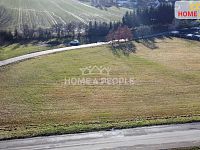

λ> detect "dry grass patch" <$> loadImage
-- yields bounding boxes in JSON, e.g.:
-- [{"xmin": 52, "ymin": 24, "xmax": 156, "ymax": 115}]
[{"xmin": 0, "ymin": 38, "xmax": 200, "ymax": 139}]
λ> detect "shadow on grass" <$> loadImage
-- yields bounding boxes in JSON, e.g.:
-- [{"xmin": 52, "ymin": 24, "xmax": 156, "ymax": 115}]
[
  {"xmin": 137, "ymin": 35, "xmax": 173, "ymax": 50},
  {"xmin": 139, "ymin": 38, "xmax": 158, "ymax": 50},
  {"xmin": 11, "ymin": 44, "xmax": 21, "ymax": 50},
  {"xmin": 0, "ymin": 40, "xmax": 31, "ymax": 49},
  {"xmin": 110, "ymin": 42, "xmax": 137, "ymax": 57}
]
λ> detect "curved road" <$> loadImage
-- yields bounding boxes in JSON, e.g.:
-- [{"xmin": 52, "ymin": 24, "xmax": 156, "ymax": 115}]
[
  {"xmin": 0, "ymin": 42, "xmax": 108, "ymax": 67},
  {"xmin": 0, "ymin": 32, "xmax": 171, "ymax": 67},
  {"xmin": 0, "ymin": 123, "xmax": 200, "ymax": 150},
  {"xmin": 0, "ymin": 30, "xmax": 172, "ymax": 67}
]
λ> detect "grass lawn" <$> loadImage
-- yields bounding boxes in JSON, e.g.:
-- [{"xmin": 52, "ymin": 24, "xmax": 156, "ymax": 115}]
[
  {"xmin": 0, "ymin": 43, "xmax": 51, "ymax": 61},
  {"xmin": 0, "ymin": 38, "xmax": 200, "ymax": 140}
]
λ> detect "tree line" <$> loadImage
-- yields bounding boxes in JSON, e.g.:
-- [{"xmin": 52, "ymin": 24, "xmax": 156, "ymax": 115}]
[
  {"xmin": 0, "ymin": 4, "xmax": 175, "ymax": 44},
  {"xmin": 122, "ymin": 4, "xmax": 174, "ymax": 28}
]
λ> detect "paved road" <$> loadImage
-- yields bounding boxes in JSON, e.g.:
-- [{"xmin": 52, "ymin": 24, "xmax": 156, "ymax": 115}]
[
  {"xmin": 0, "ymin": 42, "xmax": 108, "ymax": 67},
  {"xmin": 0, "ymin": 123, "xmax": 200, "ymax": 150},
  {"xmin": 0, "ymin": 32, "xmax": 171, "ymax": 67},
  {"xmin": 0, "ymin": 30, "xmax": 173, "ymax": 68}
]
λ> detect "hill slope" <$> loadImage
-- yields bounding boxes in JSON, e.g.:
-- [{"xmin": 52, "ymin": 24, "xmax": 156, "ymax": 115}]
[
  {"xmin": 0, "ymin": 38, "xmax": 200, "ymax": 139},
  {"xmin": 0, "ymin": 0, "xmax": 129, "ymax": 30}
]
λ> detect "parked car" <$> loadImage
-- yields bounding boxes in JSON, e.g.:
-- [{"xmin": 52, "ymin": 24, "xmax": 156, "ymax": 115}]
[
  {"xmin": 185, "ymin": 34, "xmax": 194, "ymax": 39},
  {"xmin": 193, "ymin": 35, "xmax": 200, "ymax": 41},
  {"xmin": 170, "ymin": 31, "xmax": 180, "ymax": 37},
  {"xmin": 69, "ymin": 40, "xmax": 80, "ymax": 46}
]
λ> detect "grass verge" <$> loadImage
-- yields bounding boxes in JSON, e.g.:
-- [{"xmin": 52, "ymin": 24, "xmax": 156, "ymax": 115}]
[
  {"xmin": 0, "ymin": 43, "xmax": 51, "ymax": 61},
  {"xmin": 1, "ymin": 116, "xmax": 200, "ymax": 140}
]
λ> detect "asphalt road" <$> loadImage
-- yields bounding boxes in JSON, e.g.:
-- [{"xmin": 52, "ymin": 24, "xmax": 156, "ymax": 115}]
[
  {"xmin": 0, "ymin": 42, "xmax": 108, "ymax": 67},
  {"xmin": 0, "ymin": 123, "xmax": 200, "ymax": 150},
  {"xmin": 0, "ymin": 32, "xmax": 170, "ymax": 67}
]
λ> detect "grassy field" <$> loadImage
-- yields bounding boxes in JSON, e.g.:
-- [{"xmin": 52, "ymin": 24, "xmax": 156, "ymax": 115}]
[
  {"xmin": 0, "ymin": 0, "xmax": 129, "ymax": 30},
  {"xmin": 0, "ymin": 38, "xmax": 200, "ymax": 139},
  {"xmin": 0, "ymin": 43, "xmax": 53, "ymax": 61}
]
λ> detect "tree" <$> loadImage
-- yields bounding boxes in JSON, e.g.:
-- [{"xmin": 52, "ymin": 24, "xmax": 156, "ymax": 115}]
[
  {"xmin": 22, "ymin": 24, "xmax": 34, "ymax": 39},
  {"xmin": 136, "ymin": 25, "xmax": 152, "ymax": 37},
  {"xmin": 107, "ymin": 26, "xmax": 133, "ymax": 42},
  {"xmin": 13, "ymin": 28, "xmax": 19, "ymax": 39},
  {"xmin": 66, "ymin": 22, "xmax": 76, "ymax": 38},
  {"xmin": 122, "ymin": 4, "xmax": 174, "ymax": 28},
  {"xmin": 119, "ymin": 26, "xmax": 133, "ymax": 41},
  {"xmin": 0, "ymin": 6, "xmax": 13, "ymax": 44},
  {"xmin": 0, "ymin": 31, "xmax": 13, "ymax": 44},
  {"xmin": 107, "ymin": 26, "xmax": 135, "ymax": 55}
]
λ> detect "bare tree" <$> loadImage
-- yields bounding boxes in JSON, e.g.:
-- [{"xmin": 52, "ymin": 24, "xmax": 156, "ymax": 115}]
[
  {"xmin": 107, "ymin": 26, "xmax": 133, "ymax": 43},
  {"xmin": 107, "ymin": 26, "xmax": 135, "ymax": 55},
  {"xmin": 0, "ymin": 6, "xmax": 11, "ymax": 28}
]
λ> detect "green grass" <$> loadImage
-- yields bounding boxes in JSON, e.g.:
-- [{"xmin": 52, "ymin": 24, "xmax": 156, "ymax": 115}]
[
  {"xmin": 0, "ymin": 38, "xmax": 200, "ymax": 140},
  {"xmin": 0, "ymin": 43, "xmax": 51, "ymax": 61},
  {"xmin": 1, "ymin": 116, "xmax": 200, "ymax": 140}
]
